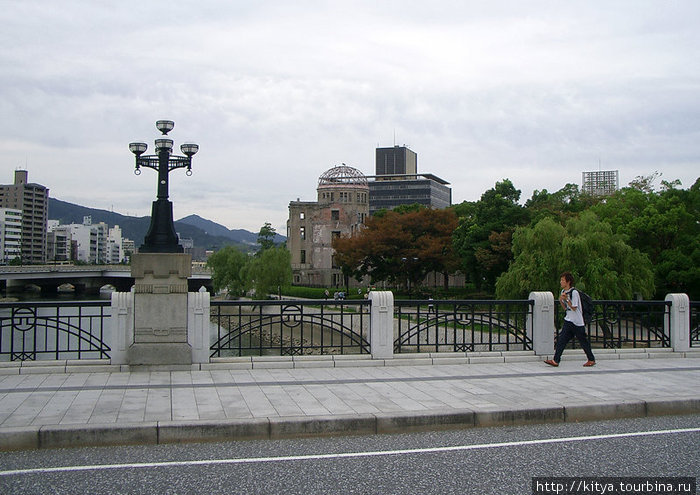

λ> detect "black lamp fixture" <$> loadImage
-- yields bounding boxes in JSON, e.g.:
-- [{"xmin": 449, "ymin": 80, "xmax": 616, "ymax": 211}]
[{"xmin": 129, "ymin": 120, "xmax": 199, "ymax": 253}]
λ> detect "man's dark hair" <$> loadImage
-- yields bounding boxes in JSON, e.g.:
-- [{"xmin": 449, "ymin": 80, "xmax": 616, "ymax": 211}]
[{"xmin": 560, "ymin": 271, "xmax": 575, "ymax": 285}]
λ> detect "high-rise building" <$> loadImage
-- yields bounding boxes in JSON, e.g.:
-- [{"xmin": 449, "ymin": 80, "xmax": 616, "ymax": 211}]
[
  {"xmin": 375, "ymin": 146, "xmax": 417, "ymax": 175},
  {"xmin": 368, "ymin": 146, "xmax": 451, "ymax": 215},
  {"xmin": 0, "ymin": 208, "xmax": 23, "ymax": 264},
  {"xmin": 582, "ymin": 170, "xmax": 619, "ymax": 196},
  {"xmin": 287, "ymin": 164, "xmax": 369, "ymax": 287},
  {"xmin": 0, "ymin": 171, "xmax": 49, "ymax": 263}
]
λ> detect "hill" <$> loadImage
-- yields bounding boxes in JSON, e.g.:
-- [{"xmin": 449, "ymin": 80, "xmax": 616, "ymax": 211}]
[
  {"xmin": 47, "ymin": 198, "xmax": 284, "ymax": 251},
  {"xmin": 177, "ymin": 214, "xmax": 286, "ymax": 245}
]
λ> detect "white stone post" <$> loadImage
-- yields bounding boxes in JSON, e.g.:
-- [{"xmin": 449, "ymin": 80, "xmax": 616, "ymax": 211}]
[
  {"xmin": 528, "ymin": 291, "xmax": 555, "ymax": 356},
  {"xmin": 666, "ymin": 293, "xmax": 690, "ymax": 352},
  {"xmin": 188, "ymin": 287, "xmax": 210, "ymax": 364},
  {"xmin": 369, "ymin": 290, "xmax": 394, "ymax": 359},
  {"xmin": 109, "ymin": 290, "xmax": 134, "ymax": 365}
]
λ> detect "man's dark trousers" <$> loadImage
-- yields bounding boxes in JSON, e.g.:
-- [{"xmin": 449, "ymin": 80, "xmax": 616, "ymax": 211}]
[{"xmin": 553, "ymin": 320, "xmax": 596, "ymax": 363}]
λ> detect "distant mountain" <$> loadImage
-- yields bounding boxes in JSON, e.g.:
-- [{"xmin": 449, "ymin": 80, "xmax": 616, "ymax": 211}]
[
  {"xmin": 177, "ymin": 214, "xmax": 286, "ymax": 245},
  {"xmin": 46, "ymin": 198, "xmax": 284, "ymax": 251}
]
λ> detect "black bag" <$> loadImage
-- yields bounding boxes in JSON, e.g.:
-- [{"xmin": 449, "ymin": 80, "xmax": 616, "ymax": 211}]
[{"xmin": 571, "ymin": 288, "xmax": 594, "ymax": 325}]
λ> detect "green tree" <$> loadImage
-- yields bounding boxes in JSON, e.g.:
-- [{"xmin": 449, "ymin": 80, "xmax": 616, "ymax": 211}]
[
  {"xmin": 592, "ymin": 177, "xmax": 700, "ymax": 298},
  {"xmin": 452, "ymin": 179, "xmax": 530, "ymax": 291},
  {"xmin": 243, "ymin": 246, "xmax": 292, "ymax": 298},
  {"xmin": 525, "ymin": 183, "xmax": 601, "ymax": 224},
  {"xmin": 206, "ymin": 245, "xmax": 249, "ymax": 296},
  {"xmin": 495, "ymin": 211, "xmax": 655, "ymax": 299},
  {"xmin": 256, "ymin": 222, "xmax": 278, "ymax": 252}
]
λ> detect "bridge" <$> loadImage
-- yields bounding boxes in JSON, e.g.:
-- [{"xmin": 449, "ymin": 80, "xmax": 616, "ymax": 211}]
[{"xmin": 0, "ymin": 264, "xmax": 212, "ymax": 295}]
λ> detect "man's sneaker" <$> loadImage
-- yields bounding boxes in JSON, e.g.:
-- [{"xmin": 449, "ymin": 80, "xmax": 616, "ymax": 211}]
[
  {"xmin": 544, "ymin": 359, "xmax": 559, "ymax": 367},
  {"xmin": 583, "ymin": 360, "xmax": 596, "ymax": 367}
]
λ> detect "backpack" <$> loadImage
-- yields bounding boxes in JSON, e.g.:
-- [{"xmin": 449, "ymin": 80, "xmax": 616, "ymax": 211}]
[{"xmin": 571, "ymin": 288, "xmax": 594, "ymax": 325}]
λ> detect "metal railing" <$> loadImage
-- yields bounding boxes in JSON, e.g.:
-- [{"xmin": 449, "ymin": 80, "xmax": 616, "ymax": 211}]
[
  {"xmin": 691, "ymin": 301, "xmax": 700, "ymax": 348},
  {"xmin": 555, "ymin": 300, "xmax": 671, "ymax": 348},
  {"xmin": 0, "ymin": 301, "xmax": 111, "ymax": 361},
  {"xmin": 210, "ymin": 299, "xmax": 371, "ymax": 357},
  {"xmin": 394, "ymin": 300, "xmax": 534, "ymax": 353}
]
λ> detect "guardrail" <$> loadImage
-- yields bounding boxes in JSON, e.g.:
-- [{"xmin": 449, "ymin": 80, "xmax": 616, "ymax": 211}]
[
  {"xmin": 209, "ymin": 299, "xmax": 371, "ymax": 357},
  {"xmin": 394, "ymin": 300, "xmax": 534, "ymax": 353},
  {"xmin": 0, "ymin": 296, "xmax": 694, "ymax": 362},
  {"xmin": 555, "ymin": 300, "xmax": 671, "ymax": 348},
  {"xmin": 0, "ymin": 301, "xmax": 111, "ymax": 361}
]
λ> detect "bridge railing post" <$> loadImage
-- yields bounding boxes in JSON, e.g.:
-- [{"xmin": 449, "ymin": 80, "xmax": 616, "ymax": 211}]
[
  {"xmin": 109, "ymin": 289, "xmax": 134, "ymax": 365},
  {"xmin": 188, "ymin": 287, "xmax": 210, "ymax": 364},
  {"xmin": 666, "ymin": 293, "xmax": 690, "ymax": 352},
  {"xmin": 528, "ymin": 291, "xmax": 555, "ymax": 356},
  {"xmin": 369, "ymin": 291, "xmax": 394, "ymax": 360}
]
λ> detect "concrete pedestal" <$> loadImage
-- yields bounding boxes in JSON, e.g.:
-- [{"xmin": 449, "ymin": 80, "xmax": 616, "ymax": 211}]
[{"xmin": 128, "ymin": 253, "xmax": 192, "ymax": 366}]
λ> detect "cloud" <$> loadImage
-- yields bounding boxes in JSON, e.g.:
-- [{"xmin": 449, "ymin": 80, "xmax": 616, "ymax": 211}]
[{"xmin": 1, "ymin": 1, "xmax": 698, "ymax": 231}]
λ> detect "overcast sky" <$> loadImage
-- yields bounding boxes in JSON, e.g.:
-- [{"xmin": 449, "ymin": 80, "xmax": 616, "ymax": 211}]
[{"xmin": 2, "ymin": 1, "xmax": 698, "ymax": 234}]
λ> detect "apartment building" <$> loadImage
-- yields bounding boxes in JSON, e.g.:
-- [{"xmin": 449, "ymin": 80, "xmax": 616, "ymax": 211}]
[{"xmin": 0, "ymin": 170, "xmax": 49, "ymax": 263}]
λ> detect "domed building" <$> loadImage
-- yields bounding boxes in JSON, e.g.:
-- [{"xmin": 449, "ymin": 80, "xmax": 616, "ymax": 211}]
[{"xmin": 287, "ymin": 164, "xmax": 369, "ymax": 287}]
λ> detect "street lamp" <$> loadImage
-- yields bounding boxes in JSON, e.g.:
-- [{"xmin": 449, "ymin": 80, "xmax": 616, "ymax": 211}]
[{"xmin": 129, "ymin": 120, "xmax": 199, "ymax": 253}]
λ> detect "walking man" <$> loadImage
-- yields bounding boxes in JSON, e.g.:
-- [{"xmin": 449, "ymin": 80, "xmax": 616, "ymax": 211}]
[{"xmin": 545, "ymin": 272, "xmax": 596, "ymax": 367}]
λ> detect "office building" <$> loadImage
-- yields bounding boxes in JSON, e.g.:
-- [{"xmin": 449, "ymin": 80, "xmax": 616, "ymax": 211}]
[
  {"xmin": 582, "ymin": 170, "xmax": 619, "ymax": 196},
  {"xmin": 375, "ymin": 146, "xmax": 417, "ymax": 175},
  {"xmin": 368, "ymin": 146, "xmax": 451, "ymax": 215},
  {"xmin": 0, "ymin": 170, "xmax": 49, "ymax": 263}
]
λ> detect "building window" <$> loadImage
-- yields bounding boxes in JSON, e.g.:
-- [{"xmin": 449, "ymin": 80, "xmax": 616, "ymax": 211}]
[
  {"xmin": 300, "ymin": 212, "xmax": 305, "ymax": 220},
  {"xmin": 300, "ymin": 250, "xmax": 306, "ymax": 263},
  {"xmin": 331, "ymin": 210, "xmax": 339, "ymax": 221},
  {"xmin": 300, "ymin": 226, "xmax": 306, "ymax": 240}
]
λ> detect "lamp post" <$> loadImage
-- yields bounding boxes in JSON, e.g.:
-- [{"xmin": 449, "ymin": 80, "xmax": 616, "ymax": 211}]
[{"xmin": 129, "ymin": 120, "xmax": 199, "ymax": 253}]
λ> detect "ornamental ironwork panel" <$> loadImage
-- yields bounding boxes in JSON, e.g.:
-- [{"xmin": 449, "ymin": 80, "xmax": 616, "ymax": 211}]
[
  {"xmin": 0, "ymin": 301, "xmax": 111, "ymax": 361},
  {"xmin": 554, "ymin": 300, "xmax": 671, "ymax": 349},
  {"xmin": 210, "ymin": 300, "xmax": 371, "ymax": 357},
  {"xmin": 394, "ymin": 300, "xmax": 534, "ymax": 353}
]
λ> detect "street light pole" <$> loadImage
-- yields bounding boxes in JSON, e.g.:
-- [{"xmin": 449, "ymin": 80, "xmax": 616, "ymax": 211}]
[{"xmin": 129, "ymin": 120, "xmax": 199, "ymax": 253}]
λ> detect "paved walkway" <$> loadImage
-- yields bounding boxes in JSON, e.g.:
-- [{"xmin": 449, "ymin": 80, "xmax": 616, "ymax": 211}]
[{"xmin": 1, "ymin": 353, "xmax": 699, "ymax": 450}]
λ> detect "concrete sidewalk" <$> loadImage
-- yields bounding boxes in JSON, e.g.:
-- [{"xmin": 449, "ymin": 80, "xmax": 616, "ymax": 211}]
[{"xmin": 1, "ymin": 351, "xmax": 699, "ymax": 451}]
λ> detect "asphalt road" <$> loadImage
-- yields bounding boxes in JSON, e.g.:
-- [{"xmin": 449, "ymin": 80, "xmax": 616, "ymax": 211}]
[{"xmin": 0, "ymin": 415, "xmax": 698, "ymax": 495}]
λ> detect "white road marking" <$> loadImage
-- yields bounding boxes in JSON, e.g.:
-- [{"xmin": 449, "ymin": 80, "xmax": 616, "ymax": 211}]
[{"xmin": 1, "ymin": 427, "xmax": 699, "ymax": 477}]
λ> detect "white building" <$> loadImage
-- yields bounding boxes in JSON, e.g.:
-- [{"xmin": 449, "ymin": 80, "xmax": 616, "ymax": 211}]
[
  {"xmin": 46, "ymin": 216, "xmax": 107, "ymax": 264},
  {"xmin": 582, "ymin": 170, "xmax": 619, "ymax": 196},
  {"xmin": 47, "ymin": 217, "xmax": 133, "ymax": 264},
  {"xmin": 0, "ymin": 208, "xmax": 23, "ymax": 264},
  {"xmin": 107, "ymin": 225, "xmax": 124, "ymax": 264}
]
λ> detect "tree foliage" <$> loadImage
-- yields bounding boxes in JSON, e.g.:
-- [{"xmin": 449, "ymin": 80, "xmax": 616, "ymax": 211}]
[
  {"xmin": 592, "ymin": 177, "xmax": 700, "ymax": 298},
  {"xmin": 452, "ymin": 179, "xmax": 530, "ymax": 291},
  {"xmin": 243, "ymin": 246, "xmax": 292, "ymax": 298},
  {"xmin": 257, "ymin": 222, "xmax": 278, "ymax": 252},
  {"xmin": 206, "ymin": 245, "xmax": 248, "ymax": 296},
  {"xmin": 495, "ymin": 211, "xmax": 655, "ymax": 299},
  {"xmin": 333, "ymin": 207, "xmax": 459, "ymax": 291},
  {"xmin": 207, "ymin": 223, "xmax": 292, "ymax": 298}
]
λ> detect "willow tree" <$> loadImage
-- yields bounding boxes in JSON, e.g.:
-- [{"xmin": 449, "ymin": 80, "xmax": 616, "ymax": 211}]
[{"xmin": 495, "ymin": 211, "xmax": 654, "ymax": 299}]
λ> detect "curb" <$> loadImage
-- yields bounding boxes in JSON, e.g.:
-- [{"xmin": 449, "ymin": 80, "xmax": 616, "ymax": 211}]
[
  {"xmin": 2, "ymin": 349, "xmax": 698, "ymax": 374},
  {"xmin": 2, "ymin": 397, "xmax": 698, "ymax": 452}
]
